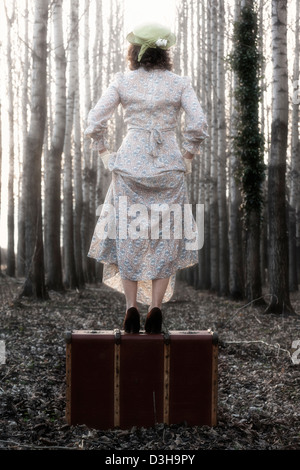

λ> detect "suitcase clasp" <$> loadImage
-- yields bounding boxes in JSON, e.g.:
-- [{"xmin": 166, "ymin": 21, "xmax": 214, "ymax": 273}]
[
  {"xmin": 114, "ymin": 328, "xmax": 121, "ymax": 345},
  {"xmin": 64, "ymin": 331, "xmax": 72, "ymax": 344},
  {"xmin": 163, "ymin": 331, "xmax": 171, "ymax": 345}
]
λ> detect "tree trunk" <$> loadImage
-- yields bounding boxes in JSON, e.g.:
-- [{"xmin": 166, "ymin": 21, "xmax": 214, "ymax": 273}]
[
  {"xmin": 82, "ymin": 0, "xmax": 93, "ymax": 283},
  {"xmin": 197, "ymin": 0, "xmax": 207, "ymax": 290},
  {"xmin": 204, "ymin": 0, "xmax": 211, "ymax": 290},
  {"xmin": 231, "ymin": 0, "xmax": 265, "ymax": 303},
  {"xmin": 228, "ymin": 0, "xmax": 244, "ymax": 300},
  {"xmin": 93, "ymin": 0, "xmax": 104, "ymax": 282},
  {"xmin": 5, "ymin": 2, "xmax": 16, "ymax": 277},
  {"xmin": 217, "ymin": 0, "xmax": 229, "ymax": 296},
  {"xmin": 245, "ymin": 211, "xmax": 262, "ymax": 301},
  {"xmin": 0, "ymin": 101, "xmax": 2, "ymax": 273},
  {"xmin": 265, "ymin": 0, "xmax": 294, "ymax": 314},
  {"xmin": 209, "ymin": 0, "xmax": 219, "ymax": 292},
  {"xmin": 288, "ymin": 204, "xmax": 298, "ymax": 291},
  {"xmin": 289, "ymin": 0, "xmax": 299, "ymax": 291},
  {"xmin": 17, "ymin": 0, "xmax": 29, "ymax": 278},
  {"xmin": 228, "ymin": 0, "xmax": 245, "ymax": 300},
  {"xmin": 259, "ymin": 0, "xmax": 268, "ymax": 288},
  {"xmin": 72, "ymin": 1, "xmax": 84, "ymax": 288},
  {"xmin": 63, "ymin": 0, "xmax": 79, "ymax": 289},
  {"xmin": 74, "ymin": 87, "xmax": 85, "ymax": 288},
  {"xmin": 20, "ymin": 0, "xmax": 49, "ymax": 299},
  {"xmin": 113, "ymin": 0, "xmax": 125, "ymax": 150},
  {"xmin": 45, "ymin": 0, "xmax": 66, "ymax": 291}
]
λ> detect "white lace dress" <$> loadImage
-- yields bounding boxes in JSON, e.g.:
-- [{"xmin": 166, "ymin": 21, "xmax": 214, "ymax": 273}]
[{"xmin": 85, "ymin": 68, "xmax": 208, "ymax": 305}]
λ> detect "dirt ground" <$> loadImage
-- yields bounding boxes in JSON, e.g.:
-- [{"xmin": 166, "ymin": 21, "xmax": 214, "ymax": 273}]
[{"xmin": 0, "ymin": 273, "xmax": 300, "ymax": 451}]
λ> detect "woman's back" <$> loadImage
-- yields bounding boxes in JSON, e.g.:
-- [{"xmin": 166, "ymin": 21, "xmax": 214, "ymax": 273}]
[
  {"xmin": 85, "ymin": 68, "xmax": 208, "ymax": 177},
  {"xmin": 118, "ymin": 68, "xmax": 185, "ymax": 128}
]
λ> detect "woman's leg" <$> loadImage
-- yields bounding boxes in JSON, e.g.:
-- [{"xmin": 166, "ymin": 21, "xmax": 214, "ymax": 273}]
[
  {"xmin": 122, "ymin": 278, "xmax": 140, "ymax": 333},
  {"xmin": 121, "ymin": 278, "xmax": 138, "ymax": 310},
  {"xmin": 149, "ymin": 277, "xmax": 170, "ymax": 311},
  {"xmin": 145, "ymin": 277, "xmax": 169, "ymax": 333}
]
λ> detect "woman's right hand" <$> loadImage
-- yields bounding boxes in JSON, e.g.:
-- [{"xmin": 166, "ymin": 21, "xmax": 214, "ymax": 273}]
[{"xmin": 183, "ymin": 151, "xmax": 194, "ymax": 160}]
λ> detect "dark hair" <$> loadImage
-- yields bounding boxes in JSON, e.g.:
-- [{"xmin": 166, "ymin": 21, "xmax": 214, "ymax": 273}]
[{"xmin": 127, "ymin": 44, "xmax": 173, "ymax": 71}]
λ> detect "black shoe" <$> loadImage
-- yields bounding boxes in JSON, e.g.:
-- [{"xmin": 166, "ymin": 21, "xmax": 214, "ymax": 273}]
[
  {"xmin": 123, "ymin": 307, "xmax": 140, "ymax": 333},
  {"xmin": 144, "ymin": 307, "xmax": 162, "ymax": 334}
]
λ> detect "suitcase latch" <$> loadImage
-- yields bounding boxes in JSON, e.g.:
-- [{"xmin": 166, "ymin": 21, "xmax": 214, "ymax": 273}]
[{"xmin": 114, "ymin": 328, "xmax": 121, "ymax": 345}]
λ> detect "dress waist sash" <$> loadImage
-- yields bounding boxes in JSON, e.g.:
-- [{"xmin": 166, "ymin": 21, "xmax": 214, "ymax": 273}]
[{"xmin": 128, "ymin": 126, "xmax": 176, "ymax": 157}]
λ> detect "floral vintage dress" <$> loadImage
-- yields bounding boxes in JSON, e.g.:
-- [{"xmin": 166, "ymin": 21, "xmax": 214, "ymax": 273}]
[{"xmin": 85, "ymin": 68, "xmax": 208, "ymax": 305}]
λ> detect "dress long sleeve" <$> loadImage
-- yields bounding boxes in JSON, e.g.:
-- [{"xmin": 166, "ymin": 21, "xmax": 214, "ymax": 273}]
[
  {"xmin": 84, "ymin": 72, "xmax": 122, "ymax": 151},
  {"xmin": 181, "ymin": 77, "xmax": 209, "ymax": 154}
]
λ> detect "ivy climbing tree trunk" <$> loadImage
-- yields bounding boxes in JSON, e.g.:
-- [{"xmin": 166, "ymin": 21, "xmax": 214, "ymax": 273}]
[
  {"xmin": 265, "ymin": 0, "xmax": 294, "ymax": 314},
  {"xmin": 228, "ymin": 0, "xmax": 244, "ymax": 300},
  {"xmin": 231, "ymin": 0, "xmax": 265, "ymax": 303}
]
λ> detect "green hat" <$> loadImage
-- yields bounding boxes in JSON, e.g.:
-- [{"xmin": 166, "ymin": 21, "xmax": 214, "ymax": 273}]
[{"xmin": 126, "ymin": 22, "xmax": 176, "ymax": 62}]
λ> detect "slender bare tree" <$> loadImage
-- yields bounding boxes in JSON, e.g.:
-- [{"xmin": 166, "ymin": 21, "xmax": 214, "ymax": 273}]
[
  {"xmin": 197, "ymin": 0, "xmax": 207, "ymax": 290},
  {"xmin": 217, "ymin": 0, "xmax": 229, "ymax": 296},
  {"xmin": 81, "ymin": 0, "xmax": 93, "ymax": 282},
  {"xmin": 258, "ymin": 0, "xmax": 268, "ymax": 288},
  {"xmin": 203, "ymin": 0, "xmax": 212, "ymax": 290},
  {"xmin": 209, "ymin": 0, "xmax": 219, "ymax": 292},
  {"xmin": 73, "ymin": 16, "xmax": 85, "ymax": 288},
  {"xmin": 45, "ymin": 0, "xmax": 66, "ymax": 290},
  {"xmin": 20, "ymin": 0, "xmax": 49, "ymax": 299},
  {"xmin": 265, "ymin": 0, "xmax": 294, "ymax": 314},
  {"xmin": 0, "ymin": 100, "xmax": 2, "ymax": 273},
  {"xmin": 93, "ymin": 0, "xmax": 104, "ymax": 210},
  {"xmin": 91, "ymin": 0, "xmax": 104, "ymax": 282},
  {"xmin": 289, "ymin": 0, "xmax": 300, "ymax": 291},
  {"xmin": 63, "ymin": 0, "xmax": 79, "ymax": 289},
  {"xmin": 5, "ymin": 1, "xmax": 16, "ymax": 277},
  {"xmin": 17, "ymin": 0, "xmax": 29, "ymax": 278},
  {"xmin": 112, "ymin": 0, "xmax": 125, "ymax": 150}
]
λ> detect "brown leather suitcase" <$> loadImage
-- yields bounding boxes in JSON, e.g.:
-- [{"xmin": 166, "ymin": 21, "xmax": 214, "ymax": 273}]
[{"xmin": 65, "ymin": 329, "xmax": 218, "ymax": 430}]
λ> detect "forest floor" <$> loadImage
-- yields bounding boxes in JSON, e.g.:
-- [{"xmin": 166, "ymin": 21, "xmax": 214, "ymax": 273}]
[{"xmin": 0, "ymin": 273, "xmax": 300, "ymax": 453}]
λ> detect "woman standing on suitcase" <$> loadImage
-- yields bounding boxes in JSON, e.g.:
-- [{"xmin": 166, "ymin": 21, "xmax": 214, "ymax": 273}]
[{"xmin": 85, "ymin": 22, "xmax": 208, "ymax": 335}]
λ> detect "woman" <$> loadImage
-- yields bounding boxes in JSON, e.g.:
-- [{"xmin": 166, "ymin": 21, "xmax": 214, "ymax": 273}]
[{"xmin": 85, "ymin": 22, "xmax": 208, "ymax": 334}]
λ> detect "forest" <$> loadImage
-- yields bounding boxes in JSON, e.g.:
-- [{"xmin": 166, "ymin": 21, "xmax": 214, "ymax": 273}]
[{"xmin": 0, "ymin": 0, "xmax": 300, "ymax": 453}]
